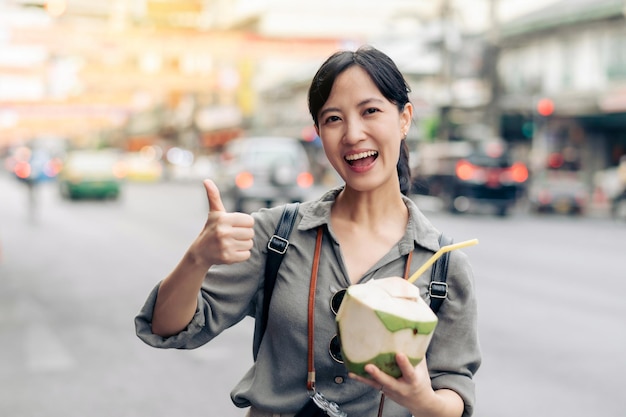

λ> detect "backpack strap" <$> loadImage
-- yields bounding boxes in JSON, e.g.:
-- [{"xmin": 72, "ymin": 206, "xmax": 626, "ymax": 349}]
[
  {"xmin": 429, "ymin": 233, "xmax": 453, "ymax": 314},
  {"xmin": 260, "ymin": 202, "xmax": 300, "ymax": 339}
]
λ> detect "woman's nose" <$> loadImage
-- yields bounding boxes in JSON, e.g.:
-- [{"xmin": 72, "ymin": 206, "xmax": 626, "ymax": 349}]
[{"xmin": 343, "ymin": 119, "xmax": 366, "ymax": 144}]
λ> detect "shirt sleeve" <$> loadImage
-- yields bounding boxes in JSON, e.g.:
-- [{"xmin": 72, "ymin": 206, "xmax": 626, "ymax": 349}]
[
  {"xmin": 426, "ymin": 249, "xmax": 482, "ymax": 417},
  {"xmin": 134, "ymin": 208, "xmax": 280, "ymax": 350},
  {"xmin": 134, "ymin": 283, "xmax": 214, "ymax": 349}
]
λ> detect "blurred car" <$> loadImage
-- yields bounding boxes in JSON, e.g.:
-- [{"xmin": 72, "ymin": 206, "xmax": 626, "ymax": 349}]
[
  {"xmin": 121, "ymin": 151, "xmax": 163, "ymax": 182},
  {"xmin": 58, "ymin": 149, "xmax": 125, "ymax": 200},
  {"xmin": 528, "ymin": 170, "xmax": 588, "ymax": 215},
  {"xmin": 412, "ymin": 141, "xmax": 528, "ymax": 216},
  {"xmin": 216, "ymin": 136, "xmax": 315, "ymax": 212}
]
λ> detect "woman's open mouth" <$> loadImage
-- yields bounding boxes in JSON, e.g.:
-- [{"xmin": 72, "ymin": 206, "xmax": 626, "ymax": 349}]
[{"xmin": 345, "ymin": 151, "xmax": 378, "ymax": 167}]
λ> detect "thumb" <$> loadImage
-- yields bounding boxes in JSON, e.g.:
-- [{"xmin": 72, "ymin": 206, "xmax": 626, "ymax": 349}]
[{"xmin": 203, "ymin": 179, "xmax": 226, "ymax": 213}]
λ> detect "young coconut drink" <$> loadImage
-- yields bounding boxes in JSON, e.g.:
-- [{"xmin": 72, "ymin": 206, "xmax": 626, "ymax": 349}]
[
  {"xmin": 334, "ymin": 276, "xmax": 437, "ymax": 378},
  {"xmin": 335, "ymin": 238, "xmax": 479, "ymax": 378}
]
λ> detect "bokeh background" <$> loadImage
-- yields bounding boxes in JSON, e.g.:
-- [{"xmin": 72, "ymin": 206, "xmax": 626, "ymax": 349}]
[{"xmin": 1, "ymin": 1, "xmax": 625, "ymax": 417}]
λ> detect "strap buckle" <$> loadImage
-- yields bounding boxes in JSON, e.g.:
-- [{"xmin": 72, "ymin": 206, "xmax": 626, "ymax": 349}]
[
  {"xmin": 311, "ymin": 391, "xmax": 347, "ymax": 417},
  {"xmin": 267, "ymin": 235, "xmax": 289, "ymax": 254},
  {"xmin": 429, "ymin": 281, "xmax": 448, "ymax": 299}
]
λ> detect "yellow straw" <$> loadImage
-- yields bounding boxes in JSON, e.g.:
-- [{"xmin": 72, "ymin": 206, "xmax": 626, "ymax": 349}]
[{"xmin": 407, "ymin": 238, "xmax": 479, "ymax": 284}]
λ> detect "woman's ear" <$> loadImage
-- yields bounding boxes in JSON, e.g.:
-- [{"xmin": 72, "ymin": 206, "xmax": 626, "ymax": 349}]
[{"xmin": 401, "ymin": 103, "xmax": 413, "ymax": 137}]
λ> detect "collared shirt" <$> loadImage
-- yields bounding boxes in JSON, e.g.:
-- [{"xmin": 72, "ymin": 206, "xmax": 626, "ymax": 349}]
[{"xmin": 135, "ymin": 187, "xmax": 481, "ymax": 417}]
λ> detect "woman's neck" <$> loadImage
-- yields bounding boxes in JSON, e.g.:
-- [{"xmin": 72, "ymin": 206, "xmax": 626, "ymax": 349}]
[{"xmin": 332, "ymin": 186, "xmax": 408, "ymax": 230}]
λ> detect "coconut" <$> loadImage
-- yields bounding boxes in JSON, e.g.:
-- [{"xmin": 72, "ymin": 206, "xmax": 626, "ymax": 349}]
[{"xmin": 335, "ymin": 276, "xmax": 438, "ymax": 378}]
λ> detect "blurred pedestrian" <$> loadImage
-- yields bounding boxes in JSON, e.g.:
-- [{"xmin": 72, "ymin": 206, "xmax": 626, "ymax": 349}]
[
  {"xmin": 135, "ymin": 45, "xmax": 481, "ymax": 417},
  {"xmin": 617, "ymin": 155, "xmax": 626, "ymax": 192},
  {"xmin": 611, "ymin": 155, "xmax": 626, "ymax": 216}
]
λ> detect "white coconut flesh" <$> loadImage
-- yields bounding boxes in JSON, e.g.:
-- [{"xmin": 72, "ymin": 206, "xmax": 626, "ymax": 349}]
[{"xmin": 335, "ymin": 277, "xmax": 438, "ymax": 377}]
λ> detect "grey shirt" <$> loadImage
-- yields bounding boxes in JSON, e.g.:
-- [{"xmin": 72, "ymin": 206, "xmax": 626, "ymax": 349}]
[{"xmin": 135, "ymin": 187, "xmax": 481, "ymax": 417}]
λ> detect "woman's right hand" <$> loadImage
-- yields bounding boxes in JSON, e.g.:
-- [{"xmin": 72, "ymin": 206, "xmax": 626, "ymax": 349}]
[
  {"xmin": 188, "ymin": 179, "xmax": 255, "ymax": 270},
  {"xmin": 151, "ymin": 179, "xmax": 254, "ymax": 337}
]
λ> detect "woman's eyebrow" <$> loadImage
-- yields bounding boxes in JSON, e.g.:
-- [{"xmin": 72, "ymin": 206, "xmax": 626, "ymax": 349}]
[
  {"xmin": 358, "ymin": 97, "xmax": 385, "ymax": 107},
  {"xmin": 319, "ymin": 107, "xmax": 339, "ymax": 119}
]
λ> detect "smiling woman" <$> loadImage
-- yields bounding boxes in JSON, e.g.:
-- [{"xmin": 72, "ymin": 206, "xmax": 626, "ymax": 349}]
[{"xmin": 135, "ymin": 45, "xmax": 480, "ymax": 417}]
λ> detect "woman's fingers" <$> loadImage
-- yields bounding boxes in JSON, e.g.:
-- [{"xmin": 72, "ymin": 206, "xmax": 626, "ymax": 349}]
[{"xmin": 348, "ymin": 353, "xmax": 429, "ymax": 393}]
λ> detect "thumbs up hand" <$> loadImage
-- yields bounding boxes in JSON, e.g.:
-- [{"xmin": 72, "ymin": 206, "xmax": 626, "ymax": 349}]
[{"xmin": 189, "ymin": 179, "xmax": 255, "ymax": 269}]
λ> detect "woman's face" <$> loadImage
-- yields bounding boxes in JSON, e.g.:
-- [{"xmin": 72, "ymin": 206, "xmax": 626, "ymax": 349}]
[{"xmin": 315, "ymin": 66, "xmax": 412, "ymax": 193}]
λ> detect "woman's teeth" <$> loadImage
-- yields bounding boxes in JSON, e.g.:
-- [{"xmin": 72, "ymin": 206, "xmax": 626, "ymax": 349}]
[{"xmin": 345, "ymin": 151, "xmax": 378, "ymax": 162}]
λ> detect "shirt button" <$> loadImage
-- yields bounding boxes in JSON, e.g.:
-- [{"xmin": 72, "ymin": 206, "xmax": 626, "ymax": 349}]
[{"xmin": 334, "ymin": 376, "xmax": 344, "ymax": 384}]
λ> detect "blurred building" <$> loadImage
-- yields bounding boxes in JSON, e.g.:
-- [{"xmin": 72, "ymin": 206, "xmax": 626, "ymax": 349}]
[
  {"xmin": 229, "ymin": 0, "xmax": 563, "ymax": 146},
  {"xmin": 496, "ymin": 0, "xmax": 626, "ymax": 183},
  {"xmin": 3, "ymin": 0, "xmax": 586, "ymax": 165},
  {"xmin": 0, "ymin": 0, "xmax": 349, "ymax": 152},
  {"xmin": 242, "ymin": 1, "xmax": 496, "ymax": 143}
]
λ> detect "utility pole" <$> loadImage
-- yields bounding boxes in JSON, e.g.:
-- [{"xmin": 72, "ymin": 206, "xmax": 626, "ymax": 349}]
[
  {"xmin": 438, "ymin": 0, "xmax": 453, "ymax": 142},
  {"xmin": 484, "ymin": 0, "xmax": 501, "ymax": 139}
]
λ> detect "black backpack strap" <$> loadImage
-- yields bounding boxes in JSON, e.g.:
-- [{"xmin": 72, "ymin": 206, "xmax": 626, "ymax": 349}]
[
  {"xmin": 260, "ymin": 202, "xmax": 300, "ymax": 339},
  {"xmin": 429, "ymin": 233, "xmax": 453, "ymax": 314}
]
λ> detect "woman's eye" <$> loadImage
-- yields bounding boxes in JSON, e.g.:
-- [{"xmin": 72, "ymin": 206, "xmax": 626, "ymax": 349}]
[
  {"xmin": 364, "ymin": 107, "xmax": 380, "ymax": 115},
  {"xmin": 324, "ymin": 115, "xmax": 341, "ymax": 124}
]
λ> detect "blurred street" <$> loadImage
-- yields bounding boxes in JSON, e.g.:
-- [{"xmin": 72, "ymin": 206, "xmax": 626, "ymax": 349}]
[{"xmin": 1, "ymin": 173, "xmax": 624, "ymax": 417}]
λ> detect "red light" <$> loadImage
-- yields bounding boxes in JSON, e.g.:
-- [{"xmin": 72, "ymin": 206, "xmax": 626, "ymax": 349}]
[
  {"xmin": 511, "ymin": 162, "xmax": 529, "ymax": 183},
  {"xmin": 456, "ymin": 160, "xmax": 475, "ymax": 181},
  {"xmin": 235, "ymin": 171, "xmax": 254, "ymax": 189},
  {"xmin": 14, "ymin": 161, "xmax": 31, "ymax": 179},
  {"xmin": 297, "ymin": 172, "xmax": 314, "ymax": 188},
  {"xmin": 537, "ymin": 98, "xmax": 554, "ymax": 117},
  {"xmin": 547, "ymin": 153, "xmax": 564, "ymax": 169}
]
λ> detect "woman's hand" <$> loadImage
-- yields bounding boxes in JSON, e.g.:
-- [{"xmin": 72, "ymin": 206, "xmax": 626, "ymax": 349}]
[
  {"xmin": 187, "ymin": 179, "xmax": 255, "ymax": 270},
  {"xmin": 349, "ymin": 353, "xmax": 464, "ymax": 417}
]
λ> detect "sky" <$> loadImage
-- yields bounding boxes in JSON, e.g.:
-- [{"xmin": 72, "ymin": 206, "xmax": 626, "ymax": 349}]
[{"xmin": 235, "ymin": 0, "xmax": 564, "ymax": 38}]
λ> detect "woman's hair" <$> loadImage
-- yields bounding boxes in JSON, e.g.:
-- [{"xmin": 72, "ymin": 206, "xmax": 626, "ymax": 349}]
[{"xmin": 308, "ymin": 45, "xmax": 413, "ymax": 195}]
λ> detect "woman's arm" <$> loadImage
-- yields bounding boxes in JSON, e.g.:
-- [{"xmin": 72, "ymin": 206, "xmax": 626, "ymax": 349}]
[{"xmin": 151, "ymin": 179, "xmax": 255, "ymax": 337}]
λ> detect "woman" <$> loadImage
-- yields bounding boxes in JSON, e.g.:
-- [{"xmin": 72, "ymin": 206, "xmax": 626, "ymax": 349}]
[{"xmin": 135, "ymin": 45, "xmax": 481, "ymax": 417}]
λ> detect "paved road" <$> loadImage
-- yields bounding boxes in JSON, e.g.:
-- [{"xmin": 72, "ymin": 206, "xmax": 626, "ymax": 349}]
[{"xmin": 1, "ymin": 175, "xmax": 624, "ymax": 417}]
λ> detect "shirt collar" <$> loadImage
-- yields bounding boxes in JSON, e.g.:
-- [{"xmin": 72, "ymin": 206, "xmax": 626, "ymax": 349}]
[
  {"xmin": 402, "ymin": 195, "xmax": 441, "ymax": 253},
  {"xmin": 298, "ymin": 186, "xmax": 442, "ymax": 254}
]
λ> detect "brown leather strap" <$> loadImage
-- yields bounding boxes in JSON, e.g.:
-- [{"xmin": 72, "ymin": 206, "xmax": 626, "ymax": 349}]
[
  {"xmin": 377, "ymin": 392, "xmax": 385, "ymax": 417},
  {"xmin": 306, "ymin": 227, "xmax": 324, "ymax": 393}
]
